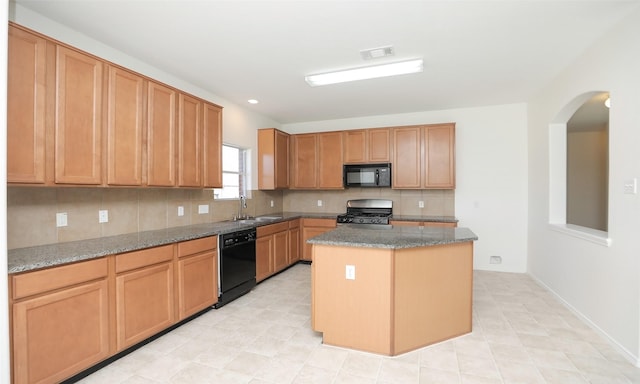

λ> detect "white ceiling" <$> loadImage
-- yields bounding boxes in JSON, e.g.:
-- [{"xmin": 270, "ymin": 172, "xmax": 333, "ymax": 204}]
[{"xmin": 12, "ymin": 0, "xmax": 640, "ymax": 124}]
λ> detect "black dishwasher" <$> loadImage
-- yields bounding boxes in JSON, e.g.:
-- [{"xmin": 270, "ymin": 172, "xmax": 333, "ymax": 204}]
[{"xmin": 215, "ymin": 228, "xmax": 257, "ymax": 308}]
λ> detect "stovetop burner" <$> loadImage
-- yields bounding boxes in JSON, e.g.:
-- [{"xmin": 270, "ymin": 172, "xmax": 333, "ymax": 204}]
[{"xmin": 337, "ymin": 199, "xmax": 393, "ymax": 225}]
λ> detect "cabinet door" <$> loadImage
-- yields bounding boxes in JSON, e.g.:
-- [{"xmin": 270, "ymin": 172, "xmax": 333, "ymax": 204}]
[
  {"xmin": 203, "ymin": 102, "xmax": 223, "ymax": 188},
  {"xmin": 12, "ymin": 280, "xmax": 109, "ymax": 384},
  {"xmin": 116, "ymin": 262, "xmax": 175, "ymax": 350},
  {"xmin": 147, "ymin": 82, "xmax": 177, "ymax": 186},
  {"xmin": 318, "ymin": 131, "xmax": 344, "ymax": 189},
  {"xmin": 54, "ymin": 46, "xmax": 103, "ymax": 185},
  {"xmin": 288, "ymin": 220, "xmax": 301, "ymax": 264},
  {"xmin": 7, "ymin": 26, "xmax": 47, "ymax": 184},
  {"xmin": 424, "ymin": 124, "xmax": 455, "ymax": 188},
  {"xmin": 368, "ymin": 128, "xmax": 391, "ymax": 163},
  {"xmin": 177, "ymin": 251, "xmax": 217, "ymax": 320},
  {"xmin": 275, "ymin": 130, "xmax": 290, "ymax": 188},
  {"xmin": 273, "ymin": 230, "xmax": 289, "ymax": 272},
  {"xmin": 256, "ymin": 235, "xmax": 273, "ymax": 282},
  {"xmin": 392, "ymin": 127, "xmax": 421, "ymax": 189},
  {"xmin": 343, "ymin": 130, "xmax": 367, "ymax": 164},
  {"xmin": 178, "ymin": 94, "xmax": 202, "ymax": 187},
  {"xmin": 106, "ymin": 66, "xmax": 144, "ymax": 186},
  {"xmin": 301, "ymin": 219, "xmax": 337, "ymax": 261},
  {"xmin": 291, "ymin": 134, "xmax": 318, "ymax": 188}
]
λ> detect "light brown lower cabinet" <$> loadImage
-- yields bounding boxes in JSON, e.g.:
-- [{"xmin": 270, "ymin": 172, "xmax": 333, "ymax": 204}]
[
  {"xmin": 301, "ymin": 218, "xmax": 337, "ymax": 261},
  {"xmin": 115, "ymin": 245, "xmax": 175, "ymax": 351},
  {"xmin": 10, "ymin": 258, "xmax": 110, "ymax": 384},
  {"xmin": 256, "ymin": 221, "xmax": 289, "ymax": 282},
  {"xmin": 177, "ymin": 237, "xmax": 218, "ymax": 320},
  {"xmin": 288, "ymin": 219, "xmax": 301, "ymax": 264}
]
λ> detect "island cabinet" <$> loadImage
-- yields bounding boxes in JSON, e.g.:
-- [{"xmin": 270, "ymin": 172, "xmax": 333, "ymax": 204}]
[
  {"xmin": 291, "ymin": 131, "xmax": 344, "ymax": 189},
  {"xmin": 106, "ymin": 66, "xmax": 145, "ymax": 186},
  {"xmin": 9, "ymin": 258, "xmax": 110, "ymax": 384},
  {"xmin": 343, "ymin": 128, "xmax": 391, "ymax": 164},
  {"xmin": 7, "ymin": 25, "xmax": 48, "ymax": 184},
  {"xmin": 176, "ymin": 236, "xmax": 218, "ymax": 320},
  {"xmin": 301, "ymin": 218, "xmax": 337, "ymax": 261},
  {"xmin": 256, "ymin": 221, "xmax": 289, "ymax": 281},
  {"xmin": 115, "ymin": 245, "xmax": 175, "ymax": 351},
  {"xmin": 392, "ymin": 123, "xmax": 455, "ymax": 189},
  {"xmin": 258, "ymin": 128, "xmax": 290, "ymax": 190},
  {"xmin": 390, "ymin": 220, "xmax": 457, "ymax": 228},
  {"xmin": 312, "ymin": 240, "xmax": 473, "ymax": 356}
]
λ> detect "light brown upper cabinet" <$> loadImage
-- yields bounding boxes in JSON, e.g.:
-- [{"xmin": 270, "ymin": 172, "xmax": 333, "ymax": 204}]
[
  {"xmin": 177, "ymin": 94, "xmax": 202, "ymax": 187},
  {"xmin": 258, "ymin": 128, "xmax": 290, "ymax": 190},
  {"xmin": 7, "ymin": 25, "xmax": 48, "ymax": 184},
  {"xmin": 203, "ymin": 102, "xmax": 223, "ymax": 188},
  {"xmin": 7, "ymin": 23, "xmax": 223, "ymax": 189},
  {"xmin": 146, "ymin": 81, "xmax": 177, "ymax": 186},
  {"xmin": 106, "ymin": 66, "xmax": 144, "ymax": 186},
  {"xmin": 393, "ymin": 123, "xmax": 455, "ymax": 189},
  {"xmin": 291, "ymin": 132, "xmax": 344, "ymax": 189},
  {"xmin": 55, "ymin": 46, "xmax": 104, "ymax": 185},
  {"xmin": 343, "ymin": 128, "xmax": 391, "ymax": 164}
]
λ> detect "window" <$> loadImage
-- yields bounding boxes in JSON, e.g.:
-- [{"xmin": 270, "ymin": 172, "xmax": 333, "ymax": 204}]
[
  {"xmin": 549, "ymin": 91, "xmax": 610, "ymax": 246},
  {"xmin": 214, "ymin": 145, "xmax": 247, "ymax": 199}
]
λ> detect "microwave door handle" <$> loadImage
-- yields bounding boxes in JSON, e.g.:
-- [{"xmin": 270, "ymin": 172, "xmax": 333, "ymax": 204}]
[{"xmin": 375, "ymin": 169, "xmax": 379, "ymax": 186}]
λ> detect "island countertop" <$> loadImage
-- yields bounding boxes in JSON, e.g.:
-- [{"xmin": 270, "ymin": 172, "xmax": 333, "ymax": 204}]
[{"xmin": 307, "ymin": 225, "xmax": 477, "ymax": 249}]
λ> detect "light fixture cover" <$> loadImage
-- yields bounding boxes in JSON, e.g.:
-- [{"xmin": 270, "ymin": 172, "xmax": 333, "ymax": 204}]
[{"xmin": 305, "ymin": 59, "xmax": 423, "ymax": 87}]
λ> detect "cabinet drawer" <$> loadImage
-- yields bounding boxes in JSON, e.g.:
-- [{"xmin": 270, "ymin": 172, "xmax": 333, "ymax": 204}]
[
  {"xmin": 177, "ymin": 236, "xmax": 217, "ymax": 258},
  {"xmin": 302, "ymin": 218, "xmax": 337, "ymax": 228},
  {"xmin": 115, "ymin": 244, "xmax": 174, "ymax": 273},
  {"xmin": 12, "ymin": 258, "xmax": 108, "ymax": 300},
  {"xmin": 257, "ymin": 221, "xmax": 289, "ymax": 237}
]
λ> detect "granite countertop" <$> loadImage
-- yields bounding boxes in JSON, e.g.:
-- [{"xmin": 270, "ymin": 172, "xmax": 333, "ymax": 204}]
[
  {"xmin": 8, "ymin": 211, "xmax": 461, "ymax": 274},
  {"xmin": 390, "ymin": 214, "xmax": 458, "ymax": 223},
  {"xmin": 307, "ymin": 225, "xmax": 477, "ymax": 249},
  {"xmin": 7, "ymin": 211, "xmax": 340, "ymax": 274}
]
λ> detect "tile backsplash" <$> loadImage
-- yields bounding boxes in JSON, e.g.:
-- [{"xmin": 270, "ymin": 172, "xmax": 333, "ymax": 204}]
[{"xmin": 7, "ymin": 186, "xmax": 453, "ymax": 249}]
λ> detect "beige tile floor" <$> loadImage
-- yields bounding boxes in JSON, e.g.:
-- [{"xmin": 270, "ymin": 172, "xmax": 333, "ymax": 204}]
[{"xmin": 77, "ymin": 264, "xmax": 640, "ymax": 384}]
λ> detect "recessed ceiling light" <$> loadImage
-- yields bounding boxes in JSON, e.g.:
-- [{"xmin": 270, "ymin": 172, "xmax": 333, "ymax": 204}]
[
  {"xmin": 247, "ymin": 99, "xmax": 259, "ymax": 104},
  {"xmin": 305, "ymin": 59, "xmax": 423, "ymax": 87}
]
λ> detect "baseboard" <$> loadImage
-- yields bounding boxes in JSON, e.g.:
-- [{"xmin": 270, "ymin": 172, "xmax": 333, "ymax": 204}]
[{"xmin": 528, "ymin": 272, "xmax": 640, "ymax": 367}]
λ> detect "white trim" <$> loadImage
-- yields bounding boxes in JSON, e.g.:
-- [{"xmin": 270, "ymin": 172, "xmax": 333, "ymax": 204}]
[
  {"xmin": 530, "ymin": 273, "xmax": 639, "ymax": 367},
  {"xmin": 548, "ymin": 223, "xmax": 611, "ymax": 246}
]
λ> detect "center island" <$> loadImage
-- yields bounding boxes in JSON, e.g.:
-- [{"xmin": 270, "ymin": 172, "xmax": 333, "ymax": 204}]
[{"xmin": 308, "ymin": 225, "xmax": 478, "ymax": 356}]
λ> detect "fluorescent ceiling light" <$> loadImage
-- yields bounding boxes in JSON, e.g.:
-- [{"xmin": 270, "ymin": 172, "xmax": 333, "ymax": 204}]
[{"xmin": 305, "ymin": 59, "xmax": 423, "ymax": 87}]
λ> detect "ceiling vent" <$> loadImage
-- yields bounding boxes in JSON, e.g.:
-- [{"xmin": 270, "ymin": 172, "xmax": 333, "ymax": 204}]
[{"xmin": 360, "ymin": 46, "xmax": 394, "ymax": 60}]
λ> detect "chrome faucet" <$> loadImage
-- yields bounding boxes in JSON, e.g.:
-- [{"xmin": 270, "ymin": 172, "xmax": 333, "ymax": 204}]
[{"xmin": 237, "ymin": 195, "xmax": 247, "ymax": 220}]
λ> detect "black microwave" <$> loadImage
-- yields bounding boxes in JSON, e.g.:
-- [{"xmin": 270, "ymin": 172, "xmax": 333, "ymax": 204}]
[{"xmin": 343, "ymin": 163, "xmax": 392, "ymax": 188}]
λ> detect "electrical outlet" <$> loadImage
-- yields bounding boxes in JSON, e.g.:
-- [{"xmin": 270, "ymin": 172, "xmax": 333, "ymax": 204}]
[
  {"xmin": 98, "ymin": 210, "xmax": 109, "ymax": 223},
  {"xmin": 317, "ymin": 200, "xmax": 323, "ymax": 207},
  {"xmin": 198, "ymin": 204, "xmax": 209, "ymax": 214},
  {"xmin": 490, "ymin": 256, "xmax": 502, "ymax": 264},
  {"xmin": 270, "ymin": 200, "xmax": 274, "ymax": 208},
  {"xmin": 418, "ymin": 201, "xmax": 424, "ymax": 208},
  {"xmin": 178, "ymin": 206, "xmax": 184, "ymax": 216},
  {"xmin": 624, "ymin": 178, "xmax": 637, "ymax": 194},
  {"xmin": 345, "ymin": 265, "xmax": 356, "ymax": 280},
  {"xmin": 56, "ymin": 212, "xmax": 68, "ymax": 227}
]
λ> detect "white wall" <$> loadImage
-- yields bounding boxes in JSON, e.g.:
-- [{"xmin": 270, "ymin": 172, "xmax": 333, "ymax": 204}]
[
  {"xmin": 283, "ymin": 103, "xmax": 529, "ymax": 273},
  {"xmin": 527, "ymin": 9, "xmax": 640, "ymax": 363},
  {"xmin": 9, "ymin": 3, "xmax": 281, "ymax": 191}
]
